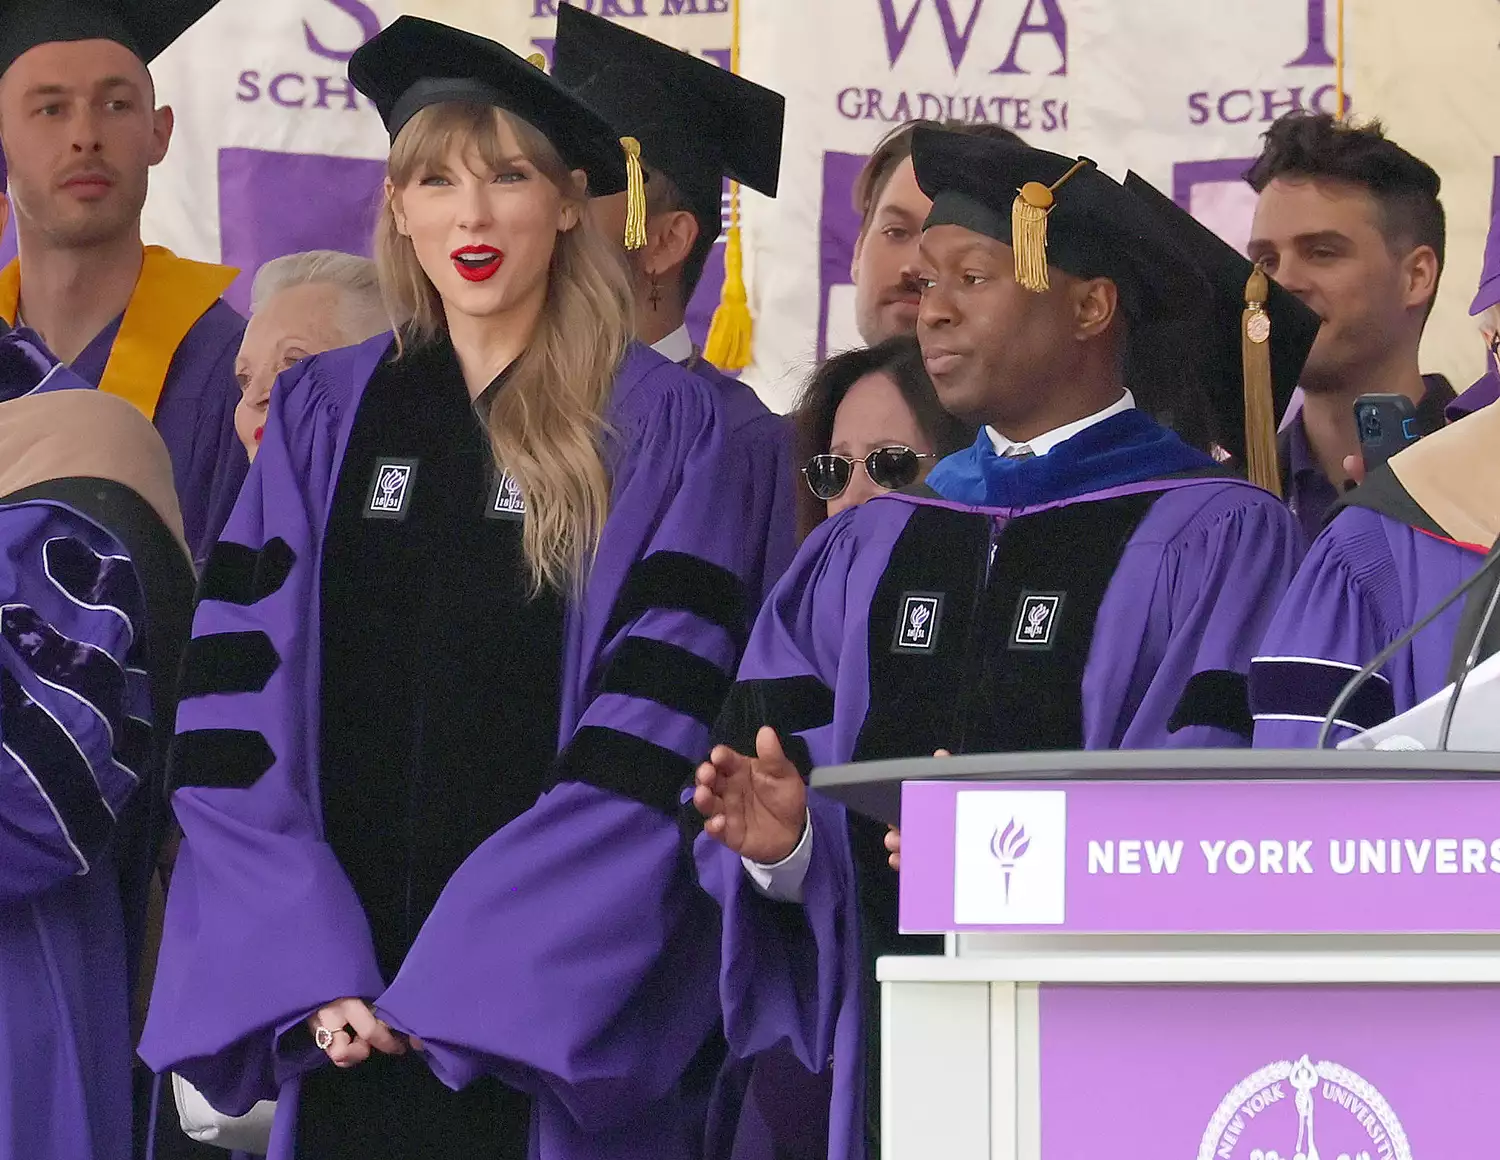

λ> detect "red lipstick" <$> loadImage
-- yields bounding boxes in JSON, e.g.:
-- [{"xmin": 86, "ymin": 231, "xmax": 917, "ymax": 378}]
[{"xmin": 451, "ymin": 244, "xmax": 504, "ymax": 282}]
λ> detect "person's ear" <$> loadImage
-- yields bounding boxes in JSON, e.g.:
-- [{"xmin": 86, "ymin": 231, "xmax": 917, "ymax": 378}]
[
  {"xmin": 1401, "ymin": 244, "xmax": 1440, "ymax": 314},
  {"xmin": 385, "ymin": 178, "xmax": 409, "ymax": 237},
  {"xmin": 1074, "ymin": 277, "xmax": 1118, "ymax": 340},
  {"xmin": 643, "ymin": 209, "xmax": 699, "ymax": 278},
  {"xmin": 148, "ymin": 104, "xmax": 174, "ymax": 167}
]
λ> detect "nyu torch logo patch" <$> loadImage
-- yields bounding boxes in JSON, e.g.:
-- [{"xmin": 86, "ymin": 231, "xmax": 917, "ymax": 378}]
[
  {"xmin": 1010, "ymin": 592, "xmax": 1063, "ymax": 650},
  {"xmin": 365, "ymin": 459, "xmax": 417, "ymax": 521},
  {"xmin": 487, "ymin": 470, "xmax": 527, "ymax": 521},
  {"xmin": 893, "ymin": 592, "xmax": 943, "ymax": 654}
]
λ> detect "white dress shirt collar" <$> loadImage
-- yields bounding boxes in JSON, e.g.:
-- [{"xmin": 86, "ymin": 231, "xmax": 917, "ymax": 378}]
[
  {"xmin": 650, "ymin": 325, "xmax": 694, "ymax": 366},
  {"xmin": 986, "ymin": 389, "xmax": 1136, "ymax": 458}
]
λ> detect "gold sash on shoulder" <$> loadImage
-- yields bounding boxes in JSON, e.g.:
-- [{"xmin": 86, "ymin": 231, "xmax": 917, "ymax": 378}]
[{"xmin": 0, "ymin": 245, "xmax": 238, "ymax": 420}]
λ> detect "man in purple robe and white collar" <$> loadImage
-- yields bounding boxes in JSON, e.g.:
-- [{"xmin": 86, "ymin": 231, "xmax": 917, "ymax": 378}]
[
  {"xmin": 551, "ymin": 4, "xmax": 796, "ymax": 608},
  {"xmin": 689, "ymin": 133, "xmax": 1313, "ymax": 1160},
  {"xmin": 0, "ymin": 333, "xmax": 195, "ymax": 1160},
  {"xmin": 0, "ymin": 0, "xmax": 247, "ymax": 566}
]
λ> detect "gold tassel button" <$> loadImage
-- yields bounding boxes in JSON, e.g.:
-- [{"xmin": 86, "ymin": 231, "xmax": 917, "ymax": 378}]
[
  {"xmin": 621, "ymin": 136, "xmax": 648, "ymax": 252},
  {"xmin": 1010, "ymin": 161, "xmax": 1090, "ymax": 294},
  {"xmin": 1241, "ymin": 264, "xmax": 1280, "ymax": 496},
  {"xmin": 526, "ymin": 51, "xmax": 547, "ymax": 70}
]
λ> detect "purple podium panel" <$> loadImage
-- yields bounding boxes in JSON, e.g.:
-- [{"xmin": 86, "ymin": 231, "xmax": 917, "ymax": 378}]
[
  {"xmin": 1038, "ymin": 983, "xmax": 1494, "ymax": 1160},
  {"xmin": 899, "ymin": 779, "xmax": 1500, "ymax": 934}
]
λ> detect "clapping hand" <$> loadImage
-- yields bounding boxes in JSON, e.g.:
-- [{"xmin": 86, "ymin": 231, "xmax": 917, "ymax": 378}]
[{"xmin": 694, "ymin": 726, "xmax": 807, "ymax": 864}]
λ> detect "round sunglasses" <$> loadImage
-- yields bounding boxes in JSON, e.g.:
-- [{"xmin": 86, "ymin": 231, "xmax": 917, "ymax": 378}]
[{"xmin": 801, "ymin": 445, "xmax": 938, "ymax": 501}]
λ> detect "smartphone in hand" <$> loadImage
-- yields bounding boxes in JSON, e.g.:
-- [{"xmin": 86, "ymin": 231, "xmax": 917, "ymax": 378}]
[{"xmin": 1354, "ymin": 394, "xmax": 1420, "ymax": 472}]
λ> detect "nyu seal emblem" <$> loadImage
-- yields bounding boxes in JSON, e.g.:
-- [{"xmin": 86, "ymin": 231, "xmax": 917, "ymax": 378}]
[{"xmin": 1198, "ymin": 1054, "xmax": 1410, "ymax": 1160}]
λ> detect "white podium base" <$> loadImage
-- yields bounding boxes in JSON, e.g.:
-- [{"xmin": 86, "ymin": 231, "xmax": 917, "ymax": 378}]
[{"xmin": 877, "ymin": 934, "xmax": 1500, "ymax": 1160}]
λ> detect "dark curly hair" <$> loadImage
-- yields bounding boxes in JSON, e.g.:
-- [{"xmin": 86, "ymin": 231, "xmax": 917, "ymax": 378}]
[{"xmin": 1246, "ymin": 112, "xmax": 1445, "ymax": 303}]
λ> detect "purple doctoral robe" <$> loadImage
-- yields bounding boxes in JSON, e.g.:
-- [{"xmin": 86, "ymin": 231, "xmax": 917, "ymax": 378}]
[
  {"xmin": 698, "ymin": 413, "xmax": 1304, "ymax": 1160},
  {"xmin": 1250, "ymin": 507, "xmax": 1484, "ymax": 747},
  {"xmin": 688, "ymin": 358, "xmax": 797, "ymax": 609},
  {"xmin": 70, "ymin": 301, "xmax": 248, "ymax": 567},
  {"xmin": 0, "ymin": 371, "xmax": 171, "ymax": 1160},
  {"xmin": 139, "ymin": 336, "xmax": 786, "ymax": 1159}
]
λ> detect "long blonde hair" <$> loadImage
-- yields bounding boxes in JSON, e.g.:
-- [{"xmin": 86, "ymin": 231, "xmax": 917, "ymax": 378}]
[{"xmin": 375, "ymin": 101, "xmax": 634, "ymax": 592}]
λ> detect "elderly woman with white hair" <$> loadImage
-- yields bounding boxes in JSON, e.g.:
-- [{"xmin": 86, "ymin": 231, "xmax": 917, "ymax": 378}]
[{"xmin": 234, "ymin": 251, "xmax": 392, "ymax": 460}]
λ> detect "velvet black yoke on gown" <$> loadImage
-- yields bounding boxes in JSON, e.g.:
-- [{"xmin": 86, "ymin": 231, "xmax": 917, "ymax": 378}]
[{"xmin": 301, "ymin": 336, "xmax": 565, "ymax": 1159}]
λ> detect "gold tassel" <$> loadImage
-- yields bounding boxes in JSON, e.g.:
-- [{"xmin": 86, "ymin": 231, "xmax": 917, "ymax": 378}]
[
  {"xmin": 705, "ymin": 219, "xmax": 752, "ymax": 371},
  {"xmin": 704, "ymin": 0, "xmax": 753, "ymax": 370},
  {"xmin": 525, "ymin": 52, "xmax": 547, "ymax": 70},
  {"xmin": 1241, "ymin": 264, "xmax": 1281, "ymax": 496},
  {"xmin": 621, "ymin": 136, "xmax": 648, "ymax": 252},
  {"xmin": 1011, "ymin": 159, "xmax": 1092, "ymax": 293}
]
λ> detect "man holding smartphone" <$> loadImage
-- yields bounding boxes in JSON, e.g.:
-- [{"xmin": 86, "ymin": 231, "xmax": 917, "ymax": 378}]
[{"xmin": 1246, "ymin": 111, "xmax": 1449, "ymax": 543}]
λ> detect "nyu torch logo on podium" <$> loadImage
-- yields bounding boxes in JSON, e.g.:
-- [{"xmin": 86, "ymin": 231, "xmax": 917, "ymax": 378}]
[{"xmin": 953, "ymin": 789, "xmax": 1066, "ymax": 924}]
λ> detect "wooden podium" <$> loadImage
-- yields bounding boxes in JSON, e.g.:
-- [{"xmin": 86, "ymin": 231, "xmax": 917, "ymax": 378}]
[{"xmin": 811, "ymin": 750, "xmax": 1500, "ymax": 1160}]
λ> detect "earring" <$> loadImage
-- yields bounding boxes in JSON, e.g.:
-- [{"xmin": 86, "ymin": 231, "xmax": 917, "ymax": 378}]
[{"xmin": 647, "ymin": 271, "xmax": 662, "ymax": 310}]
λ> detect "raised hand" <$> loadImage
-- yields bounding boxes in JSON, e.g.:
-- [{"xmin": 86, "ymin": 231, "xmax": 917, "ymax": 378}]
[
  {"xmin": 308, "ymin": 998, "xmax": 407, "ymax": 1068},
  {"xmin": 694, "ymin": 725, "xmax": 807, "ymax": 864}
]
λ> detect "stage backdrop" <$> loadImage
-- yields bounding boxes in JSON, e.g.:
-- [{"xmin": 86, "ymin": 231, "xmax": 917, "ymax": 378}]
[{"xmin": 131, "ymin": 0, "xmax": 1493, "ymax": 412}]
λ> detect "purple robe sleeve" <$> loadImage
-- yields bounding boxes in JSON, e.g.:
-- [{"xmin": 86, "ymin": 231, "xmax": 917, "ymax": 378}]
[
  {"xmin": 138, "ymin": 354, "xmax": 386, "ymax": 1115},
  {"xmin": 1249, "ymin": 507, "xmax": 1477, "ymax": 747},
  {"xmin": 694, "ymin": 512, "xmax": 889, "ymax": 1160},
  {"xmin": 0, "ymin": 505, "xmax": 146, "ymax": 901},
  {"xmin": 153, "ymin": 301, "xmax": 250, "ymax": 569},
  {"xmin": 1102, "ymin": 486, "xmax": 1304, "ymax": 748},
  {"xmin": 374, "ymin": 362, "xmax": 757, "ymax": 1130}
]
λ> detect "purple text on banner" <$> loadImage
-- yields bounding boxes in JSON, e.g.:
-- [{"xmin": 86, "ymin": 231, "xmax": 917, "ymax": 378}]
[
  {"xmin": 899, "ymin": 778, "xmax": 1500, "ymax": 934},
  {"xmin": 1039, "ymin": 984, "xmax": 1485, "ymax": 1159}
]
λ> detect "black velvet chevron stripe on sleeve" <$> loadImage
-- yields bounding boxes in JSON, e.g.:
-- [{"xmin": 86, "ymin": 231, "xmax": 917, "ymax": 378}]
[
  {"xmin": 177, "ymin": 631, "xmax": 281, "ymax": 699},
  {"xmin": 598, "ymin": 636, "xmax": 733, "ymax": 728},
  {"xmin": 547, "ymin": 725, "xmax": 695, "ymax": 817},
  {"xmin": 1168, "ymin": 669, "xmax": 1253, "ymax": 739},
  {"xmin": 167, "ymin": 729, "xmax": 276, "ymax": 792},
  {"xmin": 603, "ymin": 551, "xmax": 748, "ymax": 646},
  {"xmin": 198, "ymin": 538, "xmax": 297, "ymax": 606},
  {"xmin": 713, "ymin": 675, "xmax": 837, "ymax": 779}
]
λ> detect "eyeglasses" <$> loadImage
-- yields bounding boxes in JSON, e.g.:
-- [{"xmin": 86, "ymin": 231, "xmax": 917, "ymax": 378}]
[{"xmin": 801, "ymin": 445, "xmax": 938, "ymax": 501}]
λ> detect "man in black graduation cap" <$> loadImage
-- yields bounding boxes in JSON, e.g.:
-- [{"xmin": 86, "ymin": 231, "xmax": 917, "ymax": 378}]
[
  {"xmin": 0, "ymin": 0, "xmax": 247, "ymax": 567},
  {"xmin": 551, "ymin": 2, "xmax": 796, "ymax": 612},
  {"xmin": 691, "ymin": 133, "xmax": 1314, "ymax": 1160}
]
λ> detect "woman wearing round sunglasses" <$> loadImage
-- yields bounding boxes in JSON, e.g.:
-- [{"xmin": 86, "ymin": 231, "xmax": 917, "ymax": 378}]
[{"xmin": 793, "ymin": 335, "xmax": 975, "ymax": 537}]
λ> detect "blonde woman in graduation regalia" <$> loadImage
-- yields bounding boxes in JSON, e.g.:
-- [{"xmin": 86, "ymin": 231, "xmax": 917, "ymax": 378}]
[{"xmin": 141, "ymin": 16, "xmax": 774, "ymax": 1160}]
